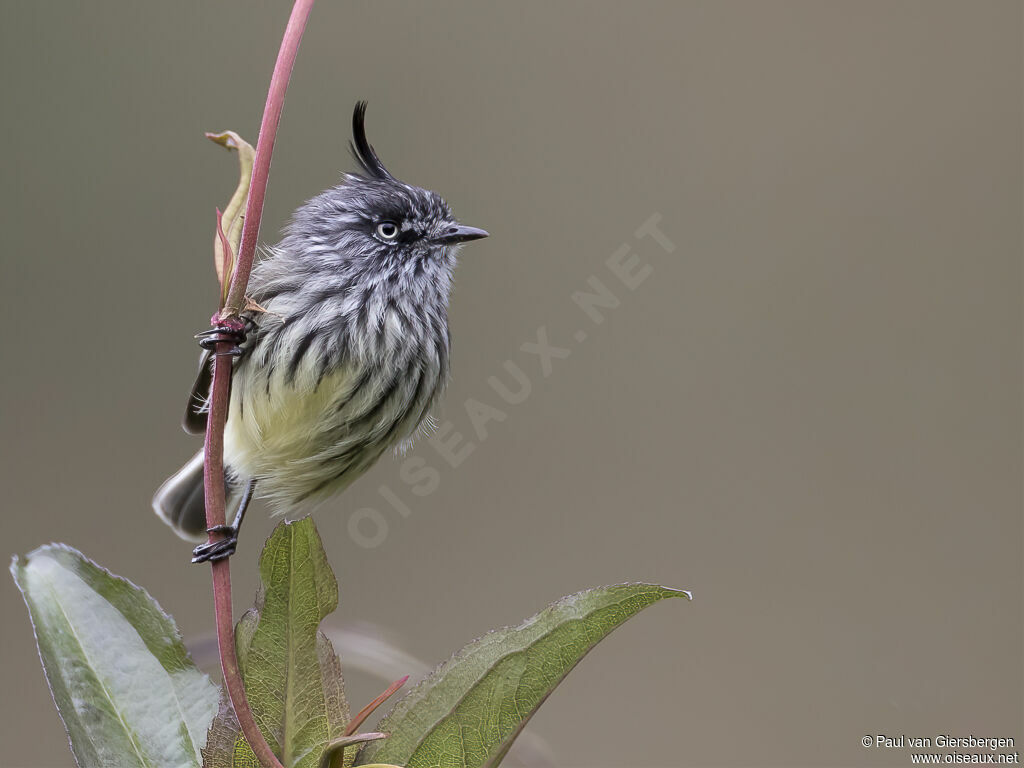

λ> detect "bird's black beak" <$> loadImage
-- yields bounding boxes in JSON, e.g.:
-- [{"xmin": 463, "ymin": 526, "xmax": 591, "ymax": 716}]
[{"xmin": 434, "ymin": 224, "xmax": 489, "ymax": 245}]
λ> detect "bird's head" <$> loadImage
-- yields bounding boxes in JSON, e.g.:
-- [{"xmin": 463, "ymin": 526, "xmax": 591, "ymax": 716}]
[{"xmin": 280, "ymin": 102, "xmax": 487, "ymax": 279}]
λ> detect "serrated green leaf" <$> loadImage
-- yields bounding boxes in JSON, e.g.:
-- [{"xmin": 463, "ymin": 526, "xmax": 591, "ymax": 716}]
[
  {"xmin": 357, "ymin": 583, "xmax": 688, "ymax": 768},
  {"xmin": 203, "ymin": 518, "xmax": 350, "ymax": 768},
  {"xmin": 10, "ymin": 544, "xmax": 220, "ymax": 768}
]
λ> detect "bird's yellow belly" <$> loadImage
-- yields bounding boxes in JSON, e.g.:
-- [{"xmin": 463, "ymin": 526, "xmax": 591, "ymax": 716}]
[{"xmin": 223, "ymin": 366, "xmax": 360, "ymax": 507}]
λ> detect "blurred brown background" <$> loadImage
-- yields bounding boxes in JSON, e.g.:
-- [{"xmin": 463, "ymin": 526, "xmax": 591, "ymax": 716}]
[{"xmin": 1, "ymin": 2, "xmax": 1020, "ymax": 767}]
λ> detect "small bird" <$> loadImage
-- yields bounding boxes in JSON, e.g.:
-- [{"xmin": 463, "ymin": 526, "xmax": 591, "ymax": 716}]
[{"xmin": 153, "ymin": 102, "xmax": 488, "ymax": 562}]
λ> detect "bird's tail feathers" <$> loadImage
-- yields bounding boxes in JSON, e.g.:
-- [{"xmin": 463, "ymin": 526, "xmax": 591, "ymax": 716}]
[{"xmin": 153, "ymin": 450, "xmax": 242, "ymax": 543}]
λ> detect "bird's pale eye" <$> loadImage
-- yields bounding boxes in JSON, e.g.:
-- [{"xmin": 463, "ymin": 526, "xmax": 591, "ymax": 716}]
[{"xmin": 376, "ymin": 221, "xmax": 399, "ymax": 241}]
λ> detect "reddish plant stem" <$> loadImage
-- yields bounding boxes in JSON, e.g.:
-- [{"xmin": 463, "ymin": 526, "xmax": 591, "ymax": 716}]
[
  {"xmin": 344, "ymin": 675, "xmax": 410, "ymax": 737},
  {"xmin": 222, "ymin": 0, "xmax": 315, "ymax": 320},
  {"xmin": 202, "ymin": 2, "xmax": 315, "ymax": 767}
]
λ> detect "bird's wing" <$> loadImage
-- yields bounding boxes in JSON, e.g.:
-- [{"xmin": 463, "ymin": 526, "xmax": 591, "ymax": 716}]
[
  {"xmin": 182, "ymin": 348, "xmax": 214, "ymax": 435},
  {"xmin": 182, "ymin": 313, "xmax": 260, "ymax": 435}
]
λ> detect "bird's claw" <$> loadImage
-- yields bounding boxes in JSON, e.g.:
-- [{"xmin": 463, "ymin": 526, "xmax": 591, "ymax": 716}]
[
  {"xmin": 192, "ymin": 527, "xmax": 238, "ymax": 563},
  {"xmin": 195, "ymin": 320, "xmax": 248, "ymax": 358}
]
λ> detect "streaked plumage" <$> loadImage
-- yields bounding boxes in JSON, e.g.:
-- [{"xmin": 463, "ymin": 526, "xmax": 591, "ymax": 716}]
[{"xmin": 153, "ymin": 102, "xmax": 487, "ymax": 542}]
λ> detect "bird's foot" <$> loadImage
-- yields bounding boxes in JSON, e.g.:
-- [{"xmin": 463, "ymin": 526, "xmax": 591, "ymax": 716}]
[
  {"xmin": 195, "ymin": 316, "xmax": 248, "ymax": 358},
  {"xmin": 191, "ymin": 525, "xmax": 238, "ymax": 564}
]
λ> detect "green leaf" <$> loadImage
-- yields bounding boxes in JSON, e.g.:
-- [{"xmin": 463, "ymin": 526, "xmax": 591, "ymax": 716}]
[
  {"xmin": 203, "ymin": 518, "xmax": 350, "ymax": 768},
  {"xmin": 317, "ymin": 733, "xmax": 386, "ymax": 768},
  {"xmin": 357, "ymin": 583, "xmax": 689, "ymax": 768},
  {"xmin": 10, "ymin": 544, "xmax": 220, "ymax": 768}
]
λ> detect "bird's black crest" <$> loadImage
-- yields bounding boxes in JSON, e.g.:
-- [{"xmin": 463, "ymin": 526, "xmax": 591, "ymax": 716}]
[{"xmin": 350, "ymin": 102, "xmax": 395, "ymax": 181}]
